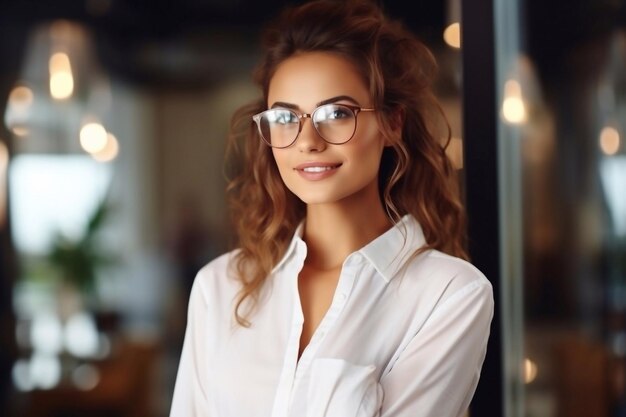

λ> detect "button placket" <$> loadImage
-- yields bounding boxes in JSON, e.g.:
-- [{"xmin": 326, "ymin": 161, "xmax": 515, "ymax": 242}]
[
  {"xmin": 292, "ymin": 262, "xmax": 359, "ymax": 374},
  {"xmin": 287, "ymin": 254, "xmax": 363, "ymax": 415},
  {"xmin": 270, "ymin": 244, "xmax": 307, "ymax": 417}
]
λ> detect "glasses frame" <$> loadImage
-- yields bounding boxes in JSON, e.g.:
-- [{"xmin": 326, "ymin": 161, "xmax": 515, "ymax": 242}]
[{"xmin": 252, "ymin": 103, "xmax": 375, "ymax": 149}]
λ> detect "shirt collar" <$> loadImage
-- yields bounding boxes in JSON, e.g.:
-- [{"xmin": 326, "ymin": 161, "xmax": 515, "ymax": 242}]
[
  {"xmin": 358, "ymin": 215, "xmax": 426, "ymax": 282},
  {"xmin": 271, "ymin": 221, "xmax": 306, "ymax": 273},
  {"xmin": 272, "ymin": 215, "xmax": 426, "ymax": 281}
]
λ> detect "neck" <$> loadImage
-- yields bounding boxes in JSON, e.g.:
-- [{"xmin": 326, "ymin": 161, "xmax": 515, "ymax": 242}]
[{"xmin": 303, "ymin": 193, "xmax": 392, "ymax": 270}]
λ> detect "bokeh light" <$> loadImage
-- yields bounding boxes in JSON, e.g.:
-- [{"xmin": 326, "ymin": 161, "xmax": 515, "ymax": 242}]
[
  {"xmin": 599, "ymin": 126, "xmax": 620, "ymax": 155},
  {"xmin": 49, "ymin": 52, "xmax": 74, "ymax": 100},
  {"xmin": 444, "ymin": 22, "xmax": 461, "ymax": 49},
  {"xmin": 79, "ymin": 122, "xmax": 108, "ymax": 153}
]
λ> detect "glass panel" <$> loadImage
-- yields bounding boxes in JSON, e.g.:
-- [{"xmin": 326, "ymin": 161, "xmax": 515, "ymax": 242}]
[{"xmin": 495, "ymin": 0, "xmax": 626, "ymax": 415}]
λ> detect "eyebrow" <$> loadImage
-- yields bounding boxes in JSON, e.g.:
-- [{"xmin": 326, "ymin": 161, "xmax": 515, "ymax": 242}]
[{"xmin": 270, "ymin": 95, "xmax": 360, "ymax": 110}]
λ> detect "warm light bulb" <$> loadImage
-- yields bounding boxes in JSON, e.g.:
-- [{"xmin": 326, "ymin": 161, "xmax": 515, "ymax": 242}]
[
  {"xmin": 443, "ymin": 22, "xmax": 461, "ymax": 49},
  {"xmin": 50, "ymin": 72, "xmax": 74, "ymax": 100},
  {"xmin": 49, "ymin": 52, "xmax": 74, "ymax": 100},
  {"xmin": 80, "ymin": 122, "xmax": 108, "ymax": 153},
  {"xmin": 502, "ymin": 80, "xmax": 527, "ymax": 124},
  {"xmin": 599, "ymin": 126, "xmax": 620, "ymax": 155},
  {"xmin": 50, "ymin": 52, "xmax": 71, "ymax": 72},
  {"xmin": 6, "ymin": 85, "xmax": 33, "ymax": 136},
  {"xmin": 8, "ymin": 85, "xmax": 33, "ymax": 109}
]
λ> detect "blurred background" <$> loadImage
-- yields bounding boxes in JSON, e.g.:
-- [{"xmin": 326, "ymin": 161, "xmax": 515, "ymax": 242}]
[{"xmin": 0, "ymin": 0, "xmax": 624, "ymax": 416}]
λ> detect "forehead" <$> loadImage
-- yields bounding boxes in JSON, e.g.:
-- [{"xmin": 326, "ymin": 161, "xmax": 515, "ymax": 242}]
[{"xmin": 267, "ymin": 51, "xmax": 370, "ymax": 109}]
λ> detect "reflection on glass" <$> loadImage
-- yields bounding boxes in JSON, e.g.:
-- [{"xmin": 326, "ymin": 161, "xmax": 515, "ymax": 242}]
[
  {"xmin": 600, "ymin": 156, "xmax": 626, "ymax": 238},
  {"xmin": 444, "ymin": 0, "xmax": 461, "ymax": 50},
  {"xmin": 524, "ymin": 358, "xmax": 538, "ymax": 384},
  {"xmin": 502, "ymin": 79, "xmax": 527, "ymax": 124},
  {"xmin": 514, "ymin": 5, "xmax": 626, "ymax": 417},
  {"xmin": 0, "ymin": 140, "xmax": 7, "ymax": 228}
]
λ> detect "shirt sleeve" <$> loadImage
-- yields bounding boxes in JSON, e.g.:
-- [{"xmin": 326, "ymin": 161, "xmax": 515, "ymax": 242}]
[
  {"xmin": 169, "ymin": 278, "xmax": 211, "ymax": 417},
  {"xmin": 379, "ymin": 278, "xmax": 494, "ymax": 417}
]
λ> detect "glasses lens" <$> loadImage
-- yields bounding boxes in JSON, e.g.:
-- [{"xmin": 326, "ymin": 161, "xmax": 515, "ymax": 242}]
[
  {"xmin": 312, "ymin": 104, "xmax": 356, "ymax": 144},
  {"xmin": 258, "ymin": 109, "xmax": 299, "ymax": 147}
]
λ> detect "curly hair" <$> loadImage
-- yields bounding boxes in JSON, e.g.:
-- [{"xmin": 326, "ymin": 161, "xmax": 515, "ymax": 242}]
[{"xmin": 226, "ymin": 0, "xmax": 467, "ymax": 326}]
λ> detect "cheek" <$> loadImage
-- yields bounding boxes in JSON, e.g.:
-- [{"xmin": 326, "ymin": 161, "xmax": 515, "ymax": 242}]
[
  {"xmin": 271, "ymin": 150, "xmax": 290, "ymax": 178},
  {"xmin": 351, "ymin": 138, "xmax": 385, "ymax": 169},
  {"xmin": 352, "ymin": 121, "xmax": 385, "ymax": 159},
  {"xmin": 271, "ymin": 149, "xmax": 281, "ymax": 167}
]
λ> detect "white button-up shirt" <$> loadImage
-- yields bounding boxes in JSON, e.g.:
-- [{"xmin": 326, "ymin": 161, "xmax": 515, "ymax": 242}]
[{"xmin": 170, "ymin": 215, "xmax": 494, "ymax": 417}]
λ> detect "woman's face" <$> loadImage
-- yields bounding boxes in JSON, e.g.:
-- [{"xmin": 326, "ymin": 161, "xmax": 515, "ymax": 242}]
[{"xmin": 267, "ymin": 51, "xmax": 386, "ymax": 207}]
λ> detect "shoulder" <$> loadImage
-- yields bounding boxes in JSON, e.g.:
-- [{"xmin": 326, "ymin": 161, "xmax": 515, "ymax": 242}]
[
  {"xmin": 395, "ymin": 250, "xmax": 495, "ymax": 337},
  {"xmin": 420, "ymin": 250, "xmax": 490, "ymax": 284},
  {"xmin": 403, "ymin": 249, "xmax": 493, "ymax": 307}
]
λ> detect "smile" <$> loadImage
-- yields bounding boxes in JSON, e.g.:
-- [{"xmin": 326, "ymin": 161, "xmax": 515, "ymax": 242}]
[
  {"xmin": 302, "ymin": 166, "xmax": 337, "ymax": 172},
  {"xmin": 294, "ymin": 163, "xmax": 342, "ymax": 180}
]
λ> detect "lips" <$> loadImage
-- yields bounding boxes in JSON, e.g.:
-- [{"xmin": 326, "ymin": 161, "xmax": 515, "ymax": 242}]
[{"xmin": 294, "ymin": 162, "xmax": 342, "ymax": 180}]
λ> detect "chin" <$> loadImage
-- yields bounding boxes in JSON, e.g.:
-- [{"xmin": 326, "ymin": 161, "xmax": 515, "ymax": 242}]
[
  {"xmin": 290, "ymin": 188, "xmax": 355, "ymax": 206},
  {"xmin": 293, "ymin": 193, "xmax": 337, "ymax": 205},
  {"xmin": 282, "ymin": 176, "xmax": 375, "ymax": 207}
]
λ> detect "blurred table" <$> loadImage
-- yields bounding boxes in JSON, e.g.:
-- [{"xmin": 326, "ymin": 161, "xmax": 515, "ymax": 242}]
[{"xmin": 21, "ymin": 337, "xmax": 161, "ymax": 417}]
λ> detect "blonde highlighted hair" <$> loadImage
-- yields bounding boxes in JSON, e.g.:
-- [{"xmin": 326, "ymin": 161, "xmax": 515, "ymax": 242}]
[{"xmin": 226, "ymin": 0, "xmax": 467, "ymax": 326}]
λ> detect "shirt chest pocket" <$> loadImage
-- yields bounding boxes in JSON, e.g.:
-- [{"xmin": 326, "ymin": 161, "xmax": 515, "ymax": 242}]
[{"xmin": 306, "ymin": 358, "xmax": 384, "ymax": 417}]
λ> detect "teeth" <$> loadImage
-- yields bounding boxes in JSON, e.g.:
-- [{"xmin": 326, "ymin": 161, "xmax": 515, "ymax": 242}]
[{"xmin": 302, "ymin": 166, "xmax": 336, "ymax": 172}]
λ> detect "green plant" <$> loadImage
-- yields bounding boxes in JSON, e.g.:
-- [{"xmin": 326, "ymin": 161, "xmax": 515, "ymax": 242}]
[{"xmin": 47, "ymin": 199, "xmax": 117, "ymax": 294}]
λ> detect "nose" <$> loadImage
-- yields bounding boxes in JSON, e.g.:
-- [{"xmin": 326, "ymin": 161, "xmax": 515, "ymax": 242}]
[{"xmin": 296, "ymin": 115, "xmax": 327, "ymax": 152}]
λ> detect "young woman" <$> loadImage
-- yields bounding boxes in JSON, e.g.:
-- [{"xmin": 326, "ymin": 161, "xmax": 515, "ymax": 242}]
[{"xmin": 170, "ymin": 1, "xmax": 494, "ymax": 416}]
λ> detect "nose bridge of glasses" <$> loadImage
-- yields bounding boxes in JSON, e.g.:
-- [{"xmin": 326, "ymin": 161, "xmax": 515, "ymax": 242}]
[
  {"xmin": 298, "ymin": 112, "xmax": 316, "ymax": 132},
  {"xmin": 298, "ymin": 112, "xmax": 313, "ymax": 124},
  {"xmin": 296, "ymin": 111, "xmax": 328, "ymax": 146}
]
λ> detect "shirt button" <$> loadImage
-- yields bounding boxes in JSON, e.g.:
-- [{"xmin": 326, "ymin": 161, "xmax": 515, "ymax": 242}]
[
  {"xmin": 352, "ymin": 253, "xmax": 362, "ymax": 263},
  {"xmin": 338, "ymin": 293, "xmax": 347, "ymax": 301}
]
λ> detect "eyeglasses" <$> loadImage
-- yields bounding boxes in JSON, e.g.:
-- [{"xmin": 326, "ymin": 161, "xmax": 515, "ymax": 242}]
[{"xmin": 252, "ymin": 103, "xmax": 375, "ymax": 148}]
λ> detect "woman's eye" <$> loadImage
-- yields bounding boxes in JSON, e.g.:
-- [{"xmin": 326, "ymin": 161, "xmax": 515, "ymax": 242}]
[
  {"xmin": 319, "ymin": 106, "xmax": 351, "ymax": 121},
  {"xmin": 329, "ymin": 109, "xmax": 349, "ymax": 119},
  {"xmin": 275, "ymin": 112, "xmax": 298, "ymax": 124}
]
